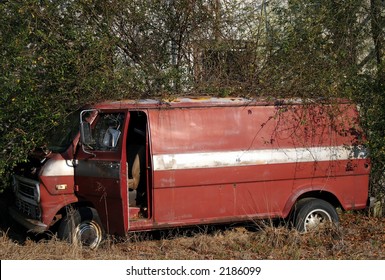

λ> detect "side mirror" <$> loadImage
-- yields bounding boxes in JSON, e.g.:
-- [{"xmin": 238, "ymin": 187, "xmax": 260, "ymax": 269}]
[
  {"xmin": 79, "ymin": 109, "xmax": 98, "ymax": 156},
  {"xmin": 80, "ymin": 121, "xmax": 92, "ymax": 145}
]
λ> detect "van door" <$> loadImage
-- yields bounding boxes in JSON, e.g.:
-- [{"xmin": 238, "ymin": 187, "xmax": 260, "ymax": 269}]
[{"xmin": 75, "ymin": 111, "xmax": 127, "ymax": 236}]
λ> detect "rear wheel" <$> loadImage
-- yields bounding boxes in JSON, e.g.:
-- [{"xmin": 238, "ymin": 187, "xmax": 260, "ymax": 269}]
[
  {"xmin": 58, "ymin": 207, "xmax": 104, "ymax": 249},
  {"xmin": 294, "ymin": 199, "xmax": 339, "ymax": 232}
]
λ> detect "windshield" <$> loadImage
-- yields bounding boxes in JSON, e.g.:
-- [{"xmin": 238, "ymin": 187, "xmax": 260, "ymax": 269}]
[{"xmin": 46, "ymin": 110, "xmax": 80, "ymax": 153}]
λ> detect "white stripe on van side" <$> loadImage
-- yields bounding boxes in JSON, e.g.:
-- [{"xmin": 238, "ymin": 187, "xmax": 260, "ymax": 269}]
[{"xmin": 153, "ymin": 146, "xmax": 367, "ymax": 171}]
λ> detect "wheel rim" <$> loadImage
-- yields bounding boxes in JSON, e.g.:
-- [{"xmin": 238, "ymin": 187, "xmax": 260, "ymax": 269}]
[
  {"xmin": 303, "ymin": 209, "xmax": 332, "ymax": 232},
  {"xmin": 74, "ymin": 220, "xmax": 102, "ymax": 249}
]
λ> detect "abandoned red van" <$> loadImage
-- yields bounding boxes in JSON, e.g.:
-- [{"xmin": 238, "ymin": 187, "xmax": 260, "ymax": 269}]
[{"xmin": 9, "ymin": 97, "xmax": 370, "ymax": 248}]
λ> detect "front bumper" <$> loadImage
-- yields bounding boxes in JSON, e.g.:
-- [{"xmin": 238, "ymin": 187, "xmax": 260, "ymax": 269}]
[{"xmin": 9, "ymin": 206, "xmax": 48, "ymax": 233}]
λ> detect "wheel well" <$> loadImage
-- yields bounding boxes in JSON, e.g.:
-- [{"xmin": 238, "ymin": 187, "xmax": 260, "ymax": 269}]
[
  {"xmin": 57, "ymin": 202, "xmax": 95, "ymax": 220},
  {"xmin": 45, "ymin": 202, "xmax": 91, "ymax": 233},
  {"xmin": 296, "ymin": 191, "xmax": 342, "ymax": 209},
  {"xmin": 283, "ymin": 191, "xmax": 342, "ymax": 225}
]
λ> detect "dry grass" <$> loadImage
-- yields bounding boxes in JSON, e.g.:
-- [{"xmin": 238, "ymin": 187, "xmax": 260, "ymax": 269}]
[{"xmin": 1, "ymin": 212, "xmax": 384, "ymax": 260}]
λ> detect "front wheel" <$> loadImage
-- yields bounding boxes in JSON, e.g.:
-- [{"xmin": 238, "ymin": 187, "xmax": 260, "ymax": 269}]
[
  {"xmin": 294, "ymin": 199, "xmax": 339, "ymax": 232},
  {"xmin": 58, "ymin": 207, "xmax": 104, "ymax": 249}
]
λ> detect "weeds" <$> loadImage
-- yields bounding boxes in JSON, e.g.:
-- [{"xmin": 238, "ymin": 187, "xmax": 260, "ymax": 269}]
[{"xmin": 0, "ymin": 212, "xmax": 384, "ymax": 260}]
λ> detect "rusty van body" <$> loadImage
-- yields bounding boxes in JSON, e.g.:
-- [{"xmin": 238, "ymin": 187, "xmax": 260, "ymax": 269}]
[{"xmin": 9, "ymin": 97, "xmax": 370, "ymax": 248}]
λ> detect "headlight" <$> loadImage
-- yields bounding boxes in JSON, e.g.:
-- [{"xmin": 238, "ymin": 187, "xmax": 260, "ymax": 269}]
[{"xmin": 34, "ymin": 184, "xmax": 41, "ymax": 203}]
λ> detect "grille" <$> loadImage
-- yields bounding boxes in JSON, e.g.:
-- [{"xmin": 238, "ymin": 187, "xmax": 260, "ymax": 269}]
[
  {"xmin": 13, "ymin": 175, "xmax": 41, "ymax": 220},
  {"xmin": 18, "ymin": 181, "xmax": 35, "ymax": 200},
  {"xmin": 15, "ymin": 197, "xmax": 41, "ymax": 219}
]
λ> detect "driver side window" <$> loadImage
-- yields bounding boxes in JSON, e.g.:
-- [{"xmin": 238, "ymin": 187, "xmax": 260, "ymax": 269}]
[{"xmin": 91, "ymin": 113, "xmax": 125, "ymax": 151}]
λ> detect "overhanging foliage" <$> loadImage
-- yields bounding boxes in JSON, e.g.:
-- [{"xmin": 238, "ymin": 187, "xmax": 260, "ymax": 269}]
[{"xmin": 1, "ymin": 0, "xmax": 385, "ymax": 197}]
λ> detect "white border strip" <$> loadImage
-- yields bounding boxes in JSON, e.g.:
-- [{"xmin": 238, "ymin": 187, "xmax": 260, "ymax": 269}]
[
  {"xmin": 153, "ymin": 146, "xmax": 367, "ymax": 171},
  {"xmin": 41, "ymin": 159, "xmax": 75, "ymax": 176}
]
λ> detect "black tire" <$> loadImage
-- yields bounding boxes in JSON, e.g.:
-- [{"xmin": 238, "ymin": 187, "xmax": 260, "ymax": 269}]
[
  {"xmin": 58, "ymin": 207, "xmax": 104, "ymax": 249},
  {"xmin": 287, "ymin": 198, "xmax": 313, "ymax": 228},
  {"xmin": 294, "ymin": 199, "xmax": 339, "ymax": 232}
]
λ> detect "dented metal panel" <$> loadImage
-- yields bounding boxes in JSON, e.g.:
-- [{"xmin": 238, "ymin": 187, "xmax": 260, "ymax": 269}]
[{"xmin": 143, "ymin": 102, "xmax": 370, "ymax": 227}]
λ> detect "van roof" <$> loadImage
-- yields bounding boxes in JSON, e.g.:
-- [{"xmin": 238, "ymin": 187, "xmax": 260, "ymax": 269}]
[{"xmin": 91, "ymin": 96, "xmax": 351, "ymax": 109}]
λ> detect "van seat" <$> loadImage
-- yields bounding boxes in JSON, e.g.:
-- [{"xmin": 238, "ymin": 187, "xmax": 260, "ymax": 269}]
[{"xmin": 127, "ymin": 145, "xmax": 146, "ymax": 206}]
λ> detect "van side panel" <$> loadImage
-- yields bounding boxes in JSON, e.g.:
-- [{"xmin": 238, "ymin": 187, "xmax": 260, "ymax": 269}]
[
  {"xmin": 150, "ymin": 104, "xmax": 360, "ymax": 153},
  {"xmin": 148, "ymin": 104, "xmax": 369, "ymax": 225},
  {"xmin": 150, "ymin": 106, "xmax": 277, "ymax": 153}
]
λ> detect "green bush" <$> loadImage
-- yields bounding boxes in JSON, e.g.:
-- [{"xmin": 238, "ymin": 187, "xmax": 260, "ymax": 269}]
[{"xmin": 1, "ymin": 0, "xmax": 385, "ymax": 200}]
